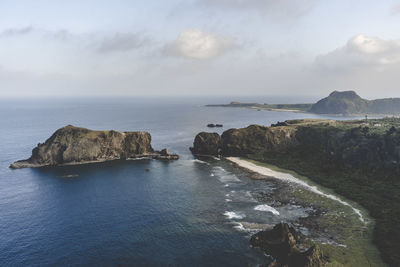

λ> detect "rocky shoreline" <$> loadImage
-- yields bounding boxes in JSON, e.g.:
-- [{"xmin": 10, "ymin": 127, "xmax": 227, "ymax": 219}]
[
  {"xmin": 190, "ymin": 118, "xmax": 399, "ymax": 266},
  {"xmin": 10, "ymin": 125, "xmax": 178, "ymax": 169},
  {"xmin": 223, "ymin": 157, "xmax": 368, "ymax": 266}
]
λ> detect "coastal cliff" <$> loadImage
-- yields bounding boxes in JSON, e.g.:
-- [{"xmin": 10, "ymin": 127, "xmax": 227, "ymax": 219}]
[
  {"xmin": 11, "ymin": 125, "xmax": 178, "ymax": 168},
  {"xmin": 191, "ymin": 118, "xmax": 400, "ymax": 266}
]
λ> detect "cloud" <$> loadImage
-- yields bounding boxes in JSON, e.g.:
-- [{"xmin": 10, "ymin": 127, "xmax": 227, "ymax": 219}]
[
  {"xmin": 196, "ymin": 0, "xmax": 318, "ymax": 19},
  {"xmin": 0, "ymin": 26, "xmax": 34, "ymax": 37},
  {"xmin": 96, "ymin": 32, "xmax": 150, "ymax": 53},
  {"xmin": 165, "ymin": 29, "xmax": 235, "ymax": 59},
  {"xmin": 390, "ymin": 4, "xmax": 400, "ymax": 15},
  {"xmin": 315, "ymin": 34, "xmax": 400, "ymax": 72}
]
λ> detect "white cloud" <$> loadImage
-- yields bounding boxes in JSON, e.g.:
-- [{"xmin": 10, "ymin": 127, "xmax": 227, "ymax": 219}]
[
  {"xmin": 166, "ymin": 29, "xmax": 235, "ymax": 59},
  {"xmin": 390, "ymin": 4, "xmax": 400, "ymax": 15},
  {"xmin": 315, "ymin": 34, "xmax": 400, "ymax": 71}
]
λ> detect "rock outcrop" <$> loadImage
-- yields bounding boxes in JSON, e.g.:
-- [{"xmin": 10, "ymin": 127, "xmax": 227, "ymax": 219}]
[
  {"xmin": 250, "ymin": 223, "xmax": 326, "ymax": 267},
  {"xmin": 153, "ymin": 148, "xmax": 179, "ymax": 160},
  {"xmin": 190, "ymin": 132, "xmax": 221, "ymax": 156},
  {"xmin": 191, "ymin": 124, "xmax": 298, "ymax": 157},
  {"xmin": 10, "ymin": 125, "xmax": 178, "ymax": 168}
]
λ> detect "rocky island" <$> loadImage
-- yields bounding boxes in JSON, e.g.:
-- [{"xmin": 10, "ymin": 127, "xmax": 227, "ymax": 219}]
[
  {"xmin": 191, "ymin": 118, "xmax": 400, "ymax": 266},
  {"xmin": 207, "ymin": 90, "xmax": 400, "ymax": 115},
  {"xmin": 10, "ymin": 125, "xmax": 178, "ymax": 169}
]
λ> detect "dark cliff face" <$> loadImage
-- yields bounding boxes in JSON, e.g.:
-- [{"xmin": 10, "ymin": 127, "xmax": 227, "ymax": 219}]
[
  {"xmin": 221, "ymin": 125, "xmax": 298, "ymax": 156},
  {"xmin": 190, "ymin": 132, "xmax": 221, "ymax": 156},
  {"xmin": 191, "ymin": 125, "xmax": 298, "ymax": 157},
  {"xmin": 191, "ymin": 119, "xmax": 400, "ymax": 172},
  {"xmin": 10, "ymin": 125, "xmax": 156, "ymax": 168}
]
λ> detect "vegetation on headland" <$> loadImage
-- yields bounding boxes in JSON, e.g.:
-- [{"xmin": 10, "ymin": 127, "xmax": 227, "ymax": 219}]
[
  {"xmin": 246, "ymin": 159, "xmax": 384, "ymax": 267},
  {"xmin": 10, "ymin": 125, "xmax": 178, "ymax": 169},
  {"xmin": 207, "ymin": 90, "xmax": 400, "ymax": 115},
  {"xmin": 191, "ymin": 118, "xmax": 400, "ymax": 266}
]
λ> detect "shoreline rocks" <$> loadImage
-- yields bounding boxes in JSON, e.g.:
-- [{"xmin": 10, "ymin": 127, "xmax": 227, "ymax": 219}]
[
  {"xmin": 251, "ymin": 223, "xmax": 326, "ymax": 267},
  {"xmin": 10, "ymin": 125, "xmax": 178, "ymax": 169},
  {"xmin": 207, "ymin": 123, "xmax": 223, "ymax": 128}
]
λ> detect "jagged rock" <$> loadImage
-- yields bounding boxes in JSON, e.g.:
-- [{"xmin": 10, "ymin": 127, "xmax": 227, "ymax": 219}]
[
  {"xmin": 190, "ymin": 132, "xmax": 221, "ymax": 156},
  {"xmin": 250, "ymin": 223, "xmax": 301, "ymax": 262},
  {"xmin": 10, "ymin": 125, "xmax": 178, "ymax": 168},
  {"xmin": 152, "ymin": 148, "xmax": 179, "ymax": 160},
  {"xmin": 251, "ymin": 223, "xmax": 326, "ymax": 267},
  {"xmin": 160, "ymin": 148, "xmax": 169, "ymax": 156}
]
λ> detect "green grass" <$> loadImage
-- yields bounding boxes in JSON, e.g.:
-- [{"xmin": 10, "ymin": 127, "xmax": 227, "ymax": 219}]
[{"xmin": 244, "ymin": 159, "xmax": 386, "ymax": 267}]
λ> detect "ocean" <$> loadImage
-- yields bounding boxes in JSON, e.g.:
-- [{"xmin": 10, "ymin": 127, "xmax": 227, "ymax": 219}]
[{"xmin": 0, "ymin": 97, "xmax": 349, "ymax": 266}]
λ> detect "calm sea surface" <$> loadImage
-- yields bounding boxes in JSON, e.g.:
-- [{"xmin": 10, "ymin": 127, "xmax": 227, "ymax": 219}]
[{"xmin": 0, "ymin": 97, "xmax": 354, "ymax": 266}]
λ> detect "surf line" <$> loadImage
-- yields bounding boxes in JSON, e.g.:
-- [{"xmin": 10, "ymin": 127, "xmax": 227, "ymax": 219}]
[{"xmin": 226, "ymin": 157, "xmax": 365, "ymax": 223}]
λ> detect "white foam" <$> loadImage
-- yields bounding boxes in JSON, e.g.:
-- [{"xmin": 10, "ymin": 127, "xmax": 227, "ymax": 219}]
[
  {"xmin": 233, "ymin": 222, "xmax": 245, "ymax": 231},
  {"xmin": 224, "ymin": 211, "xmax": 245, "ymax": 219},
  {"xmin": 212, "ymin": 166, "xmax": 241, "ymax": 183},
  {"xmin": 226, "ymin": 157, "xmax": 365, "ymax": 223},
  {"xmin": 254, "ymin": 204, "xmax": 280, "ymax": 215},
  {"xmin": 127, "ymin": 157, "xmax": 150, "ymax": 161},
  {"xmin": 225, "ymin": 198, "xmax": 232, "ymax": 202},
  {"xmin": 210, "ymin": 173, "xmax": 215, "ymax": 177},
  {"xmin": 191, "ymin": 159, "xmax": 209, "ymax": 165}
]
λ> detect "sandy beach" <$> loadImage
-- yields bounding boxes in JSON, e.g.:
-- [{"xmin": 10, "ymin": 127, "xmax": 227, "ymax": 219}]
[{"xmin": 226, "ymin": 157, "xmax": 365, "ymax": 223}]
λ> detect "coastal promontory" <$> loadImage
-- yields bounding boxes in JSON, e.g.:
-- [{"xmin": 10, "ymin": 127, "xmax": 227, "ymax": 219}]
[
  {"xmin": 191, "ymin": 118, "xmax": 400, "ymax": 266},
  {"xmin": 10, "ymin": 125, "xmax": 178, "ymax": 169}
]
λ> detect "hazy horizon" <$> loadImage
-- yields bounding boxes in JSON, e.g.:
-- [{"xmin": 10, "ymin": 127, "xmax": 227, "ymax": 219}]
[{"xmin": 1, "ymin": 0, "xmax": 400, "ymax": 99}]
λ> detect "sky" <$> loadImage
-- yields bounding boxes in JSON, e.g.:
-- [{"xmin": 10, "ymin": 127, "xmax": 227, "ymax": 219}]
[{"xmin": 1, "ymin": 0, "xmax": 400, "ymax": 99}]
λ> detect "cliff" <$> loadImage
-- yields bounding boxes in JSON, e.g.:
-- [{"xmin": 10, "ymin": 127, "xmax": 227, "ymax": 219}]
[
  {"xmin": 192, "ymin": 118, "xmax": 400, "ymax": 171},
  {"xmin": 191, "ymin": 118, "xmax": 400, "ymax": 266},
  {"xmin": 11, "ymin": 125, "xmax": 178, "ymax": 168}
]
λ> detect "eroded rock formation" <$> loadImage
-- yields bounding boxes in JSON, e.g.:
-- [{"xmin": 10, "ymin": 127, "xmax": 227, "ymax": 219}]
[
  {"xmin": 251, "ymin": 223, "xmax": 326, "ymax": 267},
  {"xmin": 10, "ymin": 125, "xmax": 178, "ymax": 168}
]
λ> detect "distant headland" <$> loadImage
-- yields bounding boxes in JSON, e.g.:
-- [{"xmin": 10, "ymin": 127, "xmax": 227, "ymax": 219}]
[
  {"xmin": 10, "ymin": 125, "xmax": 178, "ymax": 169},
  {"xmin": 207, "ymin": 90, "xmax": 400, "ymax": 115}
]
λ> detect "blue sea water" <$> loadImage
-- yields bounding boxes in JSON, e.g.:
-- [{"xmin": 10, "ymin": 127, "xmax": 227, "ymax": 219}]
[{"xmin": 0, "ymin": 97, "xmax": 352, "ymax": 266}]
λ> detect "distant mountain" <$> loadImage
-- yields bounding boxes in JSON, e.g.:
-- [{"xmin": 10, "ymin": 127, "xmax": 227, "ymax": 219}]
[
  {"xmin": 311, "ymin": 91, "xmax": 400, "ymax": 115},
  {"xmin": 207, "ymin": 90, "xmax": 400, "ymax": 115}
]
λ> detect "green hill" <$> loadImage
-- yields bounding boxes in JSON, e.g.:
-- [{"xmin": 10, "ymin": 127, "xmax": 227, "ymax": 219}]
[{"xmin": 311, "ymin": 91, "xmax": 400, "ymax": 115}]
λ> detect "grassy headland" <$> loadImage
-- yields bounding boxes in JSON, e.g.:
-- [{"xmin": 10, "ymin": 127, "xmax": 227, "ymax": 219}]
[{"xmin": 192, "ymin": 117, "xmax": 400, "ymax": 266}]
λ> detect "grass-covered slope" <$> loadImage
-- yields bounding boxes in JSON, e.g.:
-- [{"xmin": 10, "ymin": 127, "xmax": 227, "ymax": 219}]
[
  {"xmin": 10, "ymin": 125, "xmax": 156, "ymax": 168},
  {"xmin": 192, "ymin": 118, "xmax": 400, "ymax": 266}
]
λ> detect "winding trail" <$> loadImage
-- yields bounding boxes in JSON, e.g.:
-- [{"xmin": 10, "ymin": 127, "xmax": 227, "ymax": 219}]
[{"xmin": 226, "ymin": 157, "xmax": 366, "ymax": 223}]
